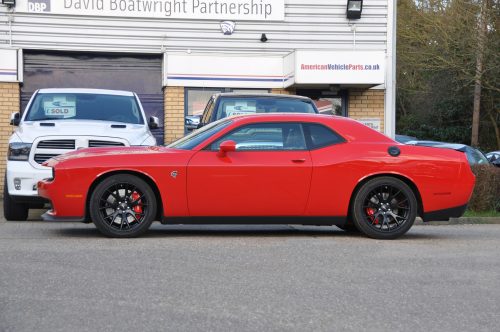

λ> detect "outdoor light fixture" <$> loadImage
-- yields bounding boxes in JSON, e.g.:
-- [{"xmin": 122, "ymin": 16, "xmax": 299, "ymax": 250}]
[
  {"xmin": 1, "ymin": 0, "xmax": 16, "ymax": 7},
  {"xmin": 260, "ymin": 33, "xmax": 268, "ymax": 42},
  {"xmin": 346, "ymin": 0, "xmax": 363, "ymax": 19}
]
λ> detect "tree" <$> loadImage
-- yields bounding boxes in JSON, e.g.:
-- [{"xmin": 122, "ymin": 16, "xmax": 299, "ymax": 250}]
[{"xmin": 397, "ymin": 0, "xmax": 499, "ymax": 150}]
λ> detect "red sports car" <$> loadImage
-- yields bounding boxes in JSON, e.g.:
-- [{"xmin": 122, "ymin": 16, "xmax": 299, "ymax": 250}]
[{"xmin": 38, "ymin": 114, "xmax": 475, "ymax": 239}]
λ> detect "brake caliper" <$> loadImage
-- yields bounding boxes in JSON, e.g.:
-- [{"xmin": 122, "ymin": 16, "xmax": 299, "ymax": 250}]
[
  {"xmin": 131, "ymin": 192, "xmax": 142, "ymax": 220},
  {"xmin": 366, "ymin": 207, "xmax": 378, "ymax": 224}
]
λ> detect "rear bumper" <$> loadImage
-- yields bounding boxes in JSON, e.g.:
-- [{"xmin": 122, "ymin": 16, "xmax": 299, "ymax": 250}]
[{"xmin": 422, "ymin": 204, "xmax": 468, "ymax": 222}]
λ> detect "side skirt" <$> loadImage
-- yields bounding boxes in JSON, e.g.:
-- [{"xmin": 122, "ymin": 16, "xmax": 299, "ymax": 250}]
[{"xmin": 161, "ymin": 216, "xmax": 347, "ymax": 227}]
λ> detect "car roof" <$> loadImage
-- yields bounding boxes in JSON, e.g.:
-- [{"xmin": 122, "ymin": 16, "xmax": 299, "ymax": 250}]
[
  {"xmin": 214, "ymin": 92, "xmax": 312, "ymax": 100},
  {"xmin": 205, "ymin": 113, "xmax": 395, "ymax": 144},
  {"xmin": 37, "ymin": 88, "xmax": 135, "ymax": 96}
]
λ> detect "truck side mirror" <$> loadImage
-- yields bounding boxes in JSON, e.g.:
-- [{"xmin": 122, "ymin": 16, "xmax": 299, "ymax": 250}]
[
  {"xmin": 10, "ymin": 112, "xmax": 20, "ymax": 126},
  {"xmin": 148, "ymin": 116, "xmax": 159, "ymax": 129}
]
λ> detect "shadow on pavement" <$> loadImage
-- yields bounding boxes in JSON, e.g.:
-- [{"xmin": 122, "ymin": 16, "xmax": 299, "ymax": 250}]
[{"xmin": 52, "ymin": 224, "xmax": 446, "ymax": 240}]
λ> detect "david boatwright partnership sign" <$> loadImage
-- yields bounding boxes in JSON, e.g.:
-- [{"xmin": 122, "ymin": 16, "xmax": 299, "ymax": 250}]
[
  {"xmin": 18, "ymin": 0, "xmax": 284, "ymax": 21},
  {"xmin": 295, "ymin": 51, "xmax": 386, "ymax": 85}
]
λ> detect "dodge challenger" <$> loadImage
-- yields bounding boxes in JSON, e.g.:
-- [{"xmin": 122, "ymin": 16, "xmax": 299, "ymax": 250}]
[{"xmin": 38, "ymin": 114, "xmax": 475, "ymax": 239}]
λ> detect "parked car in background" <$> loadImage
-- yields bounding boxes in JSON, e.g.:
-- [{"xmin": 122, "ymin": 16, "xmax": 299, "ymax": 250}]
[
  {"xmin": 5, "ymin": 88, "xmax": 158, "ymax": 221},
  {"xmin": 197, "ymin": 93, "xmax": 319, "ymax": 128},
  {"xmin": 395, "ymin": 134, "xmax": 417, "ymax": 143},
  {"xmin": 486, "ymin": 151, "xmax": 500, "ymax": 167},
  {"xmin": 405, "ymin": 140, "xmax": 490, "ymax": 166},
  {"xmin": 185, "ymin": 115, "xmax": 201, "ymax": 131},
  {"xmin": 38, "ymin": 114, "xmax": 475, "ymax": 239}
]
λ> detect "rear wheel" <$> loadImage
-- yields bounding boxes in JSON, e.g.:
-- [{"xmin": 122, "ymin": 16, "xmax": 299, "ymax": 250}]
[
  {"xmin": 352, "ymin": 177, "xmax": 417, "ymax": 239},
  {"xmin": 3, "ymin": 179, "xmax": 29, "ymax": 221},
  {"xmin": 89, "ymin": 174, "xmax": 157, "ymax": 238}
]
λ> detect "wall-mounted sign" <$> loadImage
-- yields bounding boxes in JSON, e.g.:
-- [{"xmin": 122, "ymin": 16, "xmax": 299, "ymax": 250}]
[
  {"xmin": 358, "ymin": 118, "xmax": 381, "ymax": 132},
  {"xmin": 17, "ymin": 0, "xmax": 285, "ymax": 21},
  {"xmin": 295, "ymin": 51, "xmax": 386, "ymax": 85},
  {"xmin": 0, "ymin": 49, "xmax": 18, "ymax": 83},
  {"xmin": 164, "ymin": 53, "xmax": 292, "ymax": 88}
]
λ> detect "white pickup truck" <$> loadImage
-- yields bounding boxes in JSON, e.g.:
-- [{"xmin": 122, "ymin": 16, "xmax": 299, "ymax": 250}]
[{"xmin": 5, "ymin": 88, "xmax": 158, "ymax": 220}]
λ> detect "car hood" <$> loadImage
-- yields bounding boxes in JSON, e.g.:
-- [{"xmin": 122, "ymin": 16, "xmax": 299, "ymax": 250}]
[
  {"xmin": 16, "ymin": 120, "xmax": 151, "ymax": 145},
  {"xmin": 43, "ymin": 145, "xmax": 178, "ymax": 167}
]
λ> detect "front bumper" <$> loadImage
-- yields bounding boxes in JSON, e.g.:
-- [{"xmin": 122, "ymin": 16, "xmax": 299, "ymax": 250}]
[{"xmin": 6, "ymin": 160, "xmax": 52, "ymax": 198}]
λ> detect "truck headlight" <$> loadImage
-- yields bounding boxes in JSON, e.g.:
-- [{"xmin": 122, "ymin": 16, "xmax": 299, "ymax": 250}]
[{"xmin": 8, "ymin": 143, "xmax": 32, "ymax": 161}]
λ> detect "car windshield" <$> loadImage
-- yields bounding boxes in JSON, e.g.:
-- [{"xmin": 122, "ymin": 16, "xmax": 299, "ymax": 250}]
[
  {"xmin": 215, "ymin": 97, "xmax": 317, "ymax": 120},
  {"xmin": 466, "ymin": 147, "xmax": 490, "ymax": 165},
  {"xmin": 167, "ymin": 119, "xmax": 232, "ymax": 150},
  {"xmin": 24, "ymin": 93, "xmax": 144, "ymax": 124}
]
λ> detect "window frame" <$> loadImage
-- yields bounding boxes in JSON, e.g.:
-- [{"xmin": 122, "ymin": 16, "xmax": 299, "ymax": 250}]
[
  {"xmin": 203, "ymin": 121, "xmax": 346, "ymax": 152},
  {"xmin": 302, "ymin": 123, "xmax": 347, "ymax": 150},
  {"xmin": 204, "ymin": 122, "xmax": 309, "ymax": 152}
]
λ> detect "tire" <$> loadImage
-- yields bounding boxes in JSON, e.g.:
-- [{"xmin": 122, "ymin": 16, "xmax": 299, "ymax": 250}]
[
  {"xmin": 3, "ymin": 181, "xmax": 29, "ymax": 221},
  {"xmin": 89, "ymin": 174, "xmax": 157, "ymax": 238},
  {"xmin": 352, "ymin": 177, "xmax": 417, "ymax": 240}
]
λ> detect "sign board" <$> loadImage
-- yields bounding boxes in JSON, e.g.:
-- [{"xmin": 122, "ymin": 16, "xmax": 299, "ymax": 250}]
[
  {"xmin": 16, "ymin": 0, "xmax": 285, "ymax": 21},
  {"xmin": 164, "ymin": 53, "xmax": 291, "ymax": 88},
  {"xmin": 358, "ymin": 118, "xmax": 381, "ymax": 132},
  {"xmin": 295, "ymin": 51, "xmax": 386, "ymax": 85},
  {"xmin": 0, "ymin": 49, "xmax": 18, "ymax": 82}
]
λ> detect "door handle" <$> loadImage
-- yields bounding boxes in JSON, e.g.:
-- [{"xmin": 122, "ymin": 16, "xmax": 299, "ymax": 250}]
[{"xmin": 291, "ymin": 158, "xmax": 306, "ymax": 163}]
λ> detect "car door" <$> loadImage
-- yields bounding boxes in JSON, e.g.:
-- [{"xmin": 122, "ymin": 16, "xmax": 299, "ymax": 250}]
[{"xmin": 187, "ymin": 122, "xmax": 312, "ymax": 216}]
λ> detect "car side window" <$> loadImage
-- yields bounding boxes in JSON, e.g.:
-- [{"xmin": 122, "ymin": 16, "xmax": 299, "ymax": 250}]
[
  {"xmin": 210, "ymin": 123, "xmax": 307, "ymax": 151},
  {"xmin": 304, "ymin": 123, "xmax": 345, "ymax": 149}
]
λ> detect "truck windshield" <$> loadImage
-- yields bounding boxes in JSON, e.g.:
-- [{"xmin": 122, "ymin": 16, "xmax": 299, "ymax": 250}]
[
  {"xmin": 24, "ymin": 93, "xmax": 144, "ymax": 124},
  {"xmin": 215, "ymin": 97, "xmax": 317, "ymax": 120}
]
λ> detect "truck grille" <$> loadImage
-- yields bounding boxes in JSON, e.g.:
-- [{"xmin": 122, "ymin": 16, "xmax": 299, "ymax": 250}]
[
  {"xmin": 37, "ymin": 139, "xmax": 75, "ymax": 149},
  {"xmin": 34, "ymin": 154, "xmax": 60, "ymax": 164},
  {"xmin": 88, "ymin": 140, "xmax": 126, "ymax": 148}
]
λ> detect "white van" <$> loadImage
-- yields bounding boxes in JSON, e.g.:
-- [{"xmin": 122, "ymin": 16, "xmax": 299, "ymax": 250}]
[{"xmin": 5, "ymin": 88, "xmax": 158, "ymax": 220}]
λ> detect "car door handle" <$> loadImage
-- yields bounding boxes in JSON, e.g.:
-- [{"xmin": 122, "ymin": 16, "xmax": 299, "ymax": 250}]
[{"xmin": 291, "ymin": 158, "xmax": 306, "ymax": 163}]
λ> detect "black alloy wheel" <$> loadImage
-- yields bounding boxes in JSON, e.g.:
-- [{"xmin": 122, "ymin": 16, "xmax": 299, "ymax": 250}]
[
  {"xmin": 89, "ymin": 174, "xmax": 157, "ymax": 238},
  {"xmin": 352, "ymin": 177, "xmax": 417, "ymax": 239}
]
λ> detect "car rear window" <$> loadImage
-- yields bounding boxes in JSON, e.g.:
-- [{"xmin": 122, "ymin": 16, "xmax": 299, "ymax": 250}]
[
  {"xmin": 215, "ymin": 97, "xmax": 317, "ymax": 120},
  {"xmin": 25, "ymin": 93, "xmax": 144, "ymax": 124}
]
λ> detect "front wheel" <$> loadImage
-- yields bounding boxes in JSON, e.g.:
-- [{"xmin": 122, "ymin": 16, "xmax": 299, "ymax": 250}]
[
  {"xmin": 352, "ymin": 177, "xmax": 417, "ymax": 240},
  {"xmin": 89, "ymin": 174, "xmax": 157, "ymax": 238}
]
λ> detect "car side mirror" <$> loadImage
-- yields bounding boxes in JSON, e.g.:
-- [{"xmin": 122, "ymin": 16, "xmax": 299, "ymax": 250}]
[
  {"xmin": 217, "ymin": 140, "xmax": 237, "ymax": 158},
  {"xmin": 148, "ymin": 116, "xmax": 159, "ymax": 129},
  {"xmin": 10, "ymin": 112, "xmax": 20, "ymax": 126}
]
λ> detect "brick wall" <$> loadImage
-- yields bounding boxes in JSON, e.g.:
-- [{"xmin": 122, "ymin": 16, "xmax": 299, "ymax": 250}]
[
  {"xmin": 271, "ymin": 88, "xmax": 296, "ymax": 95},
  {"xmin": 0, "ymin": 83, "xmax": 20, "ymax": 198},
  {"xmin": 163, "ymin": 86, "xmax": 185, "ymax": 145},
  {"xmin": 348, "ymin": 89, "xmax": 385, "ymax": 132}
]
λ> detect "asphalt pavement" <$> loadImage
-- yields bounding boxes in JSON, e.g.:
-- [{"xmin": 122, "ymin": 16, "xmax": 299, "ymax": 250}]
[{"xmin": 1, "ymin": 211, "xmax": 499, "ymax": 332}]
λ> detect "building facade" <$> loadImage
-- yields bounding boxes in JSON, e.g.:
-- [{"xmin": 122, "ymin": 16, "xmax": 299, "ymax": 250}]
[{"xmin": 0, "ymin": 0, "xmax": 396, "ymax": 193}]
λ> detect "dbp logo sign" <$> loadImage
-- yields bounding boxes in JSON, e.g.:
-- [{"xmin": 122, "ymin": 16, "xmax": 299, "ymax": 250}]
[{"xmin": 28, "ymin": 0, "xmax": 51, "ymax": 12}]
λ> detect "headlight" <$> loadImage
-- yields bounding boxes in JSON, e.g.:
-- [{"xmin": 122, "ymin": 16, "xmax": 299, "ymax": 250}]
[{"xmin": 8, "ymin": 143, "xmax": 32, "ymax": 161}]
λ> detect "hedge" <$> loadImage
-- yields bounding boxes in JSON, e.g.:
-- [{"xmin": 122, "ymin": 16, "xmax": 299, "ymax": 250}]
[{"xmin": 469, "ymin": 165, "xmax": 500, "ymax": 212}]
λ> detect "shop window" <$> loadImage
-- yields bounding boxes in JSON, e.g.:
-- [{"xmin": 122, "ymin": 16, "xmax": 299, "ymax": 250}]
[
  {"xmin": 185, "ymin": 88, "xmax": 270, "ymax": 133},
  {"xmin": 296, "ymin": 89, "xmax": 348, "ymax": 117}
]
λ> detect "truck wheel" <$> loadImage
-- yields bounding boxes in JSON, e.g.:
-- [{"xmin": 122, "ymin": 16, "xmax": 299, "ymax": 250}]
[{"xmin": 3, "ymin": 182, "xmax": 29, "ymax": 221}]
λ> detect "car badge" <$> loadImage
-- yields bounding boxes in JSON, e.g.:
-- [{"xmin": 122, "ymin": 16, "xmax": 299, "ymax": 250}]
[
  {"xmin": 220, "ymin": 21, "xmax": 236, "ymax": 35},
  {"xmin": 170, "ymin": 171, "xmax": 178, "ymax": 179}
]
